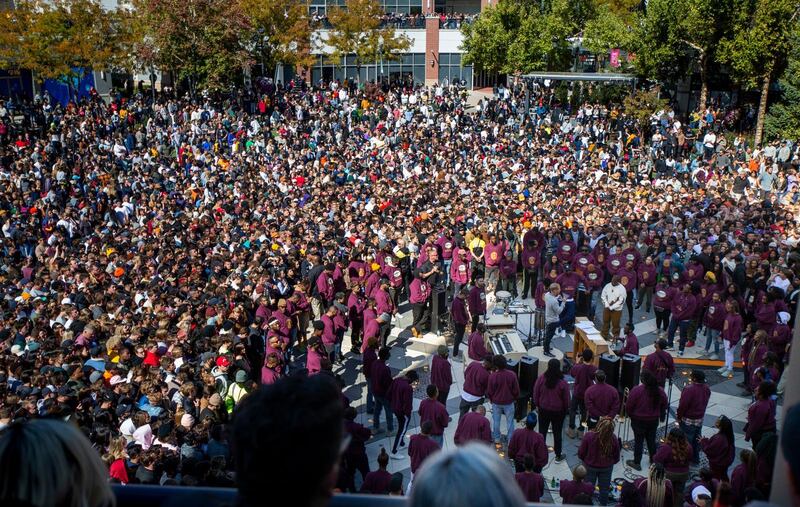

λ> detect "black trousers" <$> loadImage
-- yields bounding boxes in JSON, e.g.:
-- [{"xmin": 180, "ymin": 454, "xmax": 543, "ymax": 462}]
[
  {"xmin": 538, "ymin": 408, "xmax": 566, "ymax": 456},
  {"xmin": 626, "ymin": 290, "xmax": 635, "ymax": 324},
  {"xmin": 544, "ymin": 322, "xmax": 559, "ymax": 353},
  {"xmin": 459, "ymin": 396, "xmax": 484, "ymax": 417},
  {"xmin": 655, "ymin": 308, "xmax": 671, "ymax": 331},
  {"xmin": 411, "ymin": 300, "xmax": 430, "ymax": 332},
  {"xmin": 471, "ymin": 313, "xmax": 481, "ymax": 333},
  {"xmin": 522, "ymin": 268, "xmax": 538, "ymax": 298},
  {"xmin": 631, "ymin": 418, "xmax": 659, "ymax": 464},
  {"xmin": 392, "ymin": 412, "xmax": 411, "ymax": 453},
  {"xmin": 453, "ymin": 322, "xmax": 466, "ymax": 357}
]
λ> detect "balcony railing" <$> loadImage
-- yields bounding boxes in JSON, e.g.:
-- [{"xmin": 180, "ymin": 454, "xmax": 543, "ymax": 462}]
[{"xmin": 111, "ymin": 485, "xmax": 567, "ymax": 507}]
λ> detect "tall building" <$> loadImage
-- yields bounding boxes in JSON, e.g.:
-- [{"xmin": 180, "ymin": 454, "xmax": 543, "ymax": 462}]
[{"xmin": 309, "ymin": 0, "xmax": 486, "ymax": 88}]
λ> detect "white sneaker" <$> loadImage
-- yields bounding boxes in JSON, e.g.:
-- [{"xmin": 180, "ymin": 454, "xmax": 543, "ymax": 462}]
[
  {"xmin": 717, "ymin": 366, "xmax": 728, "ymax": 373},
  {"xmin": 709, "ymin": 353, "xmax": 719, "ymax": 360},
  {"xmin": 678, "ymin": 350, "xmax": 684, "ymax": 357}
]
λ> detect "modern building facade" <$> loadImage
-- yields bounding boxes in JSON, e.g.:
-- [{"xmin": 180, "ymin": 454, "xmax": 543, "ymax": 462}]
[{"xmin": 309, "ymin": 0, "xmax": 490, "ymax": 88}]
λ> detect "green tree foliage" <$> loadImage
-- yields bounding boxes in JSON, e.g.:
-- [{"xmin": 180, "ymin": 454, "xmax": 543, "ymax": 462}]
[
  {"xmin": 0, "ymin": 0, "xmax": 134, "ymax": 82},
  {"xmin": 132, "ymin": 0, "xmax": 252, "ymax": 93},
  {"xmin": 461, "ymin": 0, "xmax": 579, "ymax": 74},
  {"xmin": 239, "ymin": 0, "xmax": 316, "ymax": 73},
  {"xmin": 764, "ymin": 32, "xmax": 800, "ymax": 141},
  {"xmin": 622, "ymin": 88, "xmax": 668, "ymax": 129},
  {"xmin": 720, "ymin": 0, "xmax": 800, "ymax": 145},
  {"xmin": 325, "ymin": 0, "xmax": 411, "ymax": 72},
  {"xmin": 632, "ymin": 0, "xmax": 733, "ymax": 107}
]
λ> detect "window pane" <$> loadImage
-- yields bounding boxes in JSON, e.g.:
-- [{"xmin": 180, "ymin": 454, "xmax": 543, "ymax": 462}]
[
  {"xmin": 462, "ymin": 66, "xmax": 472, "ymax": 87},
  {"xmin": 452, "ymin": 53, "xmax": 461, "ymax": 65},
  {"xmin": 402, "ymin": 54, "xmax": 412, "ymax": 65}
]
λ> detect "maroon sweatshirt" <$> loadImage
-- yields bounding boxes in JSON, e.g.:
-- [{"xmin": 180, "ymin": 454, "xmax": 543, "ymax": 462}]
[
  {"xmin": 463, "ymin": 362, "xmax": 490, "ymax": 398},
  {"xmin": 451, "ymin": 296, "xmax": 470, "ymax": 325},
  {"xmin": 560, "ymin": 479, "xmax": 595, "ymax": 504},
  {"xmin": 360, "ymin": 469, "xmax": 392, "ymax": 494},
  {"xmin": 570, "ymin": 362, "xmax": 598, "ymax": 400},
  {"xmin": 653, "ymin": 442, "xmax": 693, "ymax": 473},
  {"xmin": 453, "ymin": 411, "xmax": 491, "ymax": 445},
  {"xmin": 745, "ymin": 398, "xmax": 776, "ymax": 441},
  {"xmin": 468, "ymin": 331, "xmax": 491, "ymax": 361},
  {"xmin": 515, "ymin": 471, "xmax": 545, "ymax": 502},
  {"xmin": 578, "ymin": 430, "xmax": 621, "ymax": 468},
  {"xmin": 622, "ymin": 332, "xmax": 640, "ymax": 356},
  {"xmin": 584, "ymin": 383, "xmax": 620, "ymax": 419},
  {"xmin": 700, "ymin": 432, "xmax": 735, "ymax": 479},
  {"xmin": 486, "ymin": 369, "xmax": 520, "ymax": 405},
  {"xmin": 533, "ymin": 375, "xmax": 570, "ymax": 413},
  {"xmin": 408, "ymin": 434, "xmax": 440, "ymax": 474},
  {"xmin": 643, "ymin": 350, "xmax": 675, "ymax": 386},
  {"xmin": 430, "ymin": 355, "xmax": 453, "ymax": 394},
  {"xmin": 626, "ymin": 384, "xmax": 668, "ymax": 422},
  {"xmin": 362, "ymin": 347, "xmax": 377, "ymax": 379},
  {"xmin": 676, "ymin": 382, "xmax": 711, "ymax": 420},
  {"xmin": 508, "ymin": 427, "xmax": 548, "ymax": 467},
  {"xmin": 387, "ymin": 377, "xmax": 413, "ymax": 416},
  {"xmin": 370, "ymin": 360, "xmax": 392, "ymax": 397},
  {"xmin": 418, "ymin": 398, "xmax": 449, "ymax": 436}
]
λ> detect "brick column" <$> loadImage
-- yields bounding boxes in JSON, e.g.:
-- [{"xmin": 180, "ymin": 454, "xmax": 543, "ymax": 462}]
[
  {"xmin": 422, "ymin": 0, "xmax": 434, "ymax": 14},
  {"xmin": 425, "ymin": 16, "xmax": 439, "ymax": 86},
  {"xmin": 481, "ymin": 0, "xmax": 492, "ymax": 10}
]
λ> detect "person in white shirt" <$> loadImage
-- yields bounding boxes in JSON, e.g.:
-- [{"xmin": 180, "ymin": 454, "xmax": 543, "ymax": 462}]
[{"xmin": 600, "ymin": 275, "xmax": 626, "ymax": 342}]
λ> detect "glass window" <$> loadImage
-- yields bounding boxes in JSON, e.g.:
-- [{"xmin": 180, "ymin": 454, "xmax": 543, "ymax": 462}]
[
  {"xmin": 440, "ymin": 53, "xmax": 450, "ymax": 66},
  {"xmin": 413, "ymin": 53, "xmax": 423, "ymax": 65},
  {"xmin": 402, "ymin": 54, "xmax": 412, "ymax": 65},
  {"xmin": 451, "ymin": 53, "xmax": 461, "ymax": 65}
]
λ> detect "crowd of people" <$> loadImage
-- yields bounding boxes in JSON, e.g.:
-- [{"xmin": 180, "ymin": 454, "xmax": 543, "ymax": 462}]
[{"xmin": 0, "ymin": 73, "xmax": 797, "ymax": 505}]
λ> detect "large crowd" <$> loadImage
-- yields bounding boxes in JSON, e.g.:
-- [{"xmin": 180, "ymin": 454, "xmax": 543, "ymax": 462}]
[{"xmin": 0, "ymin": 75, "xmax": 797, "ymax": 505}]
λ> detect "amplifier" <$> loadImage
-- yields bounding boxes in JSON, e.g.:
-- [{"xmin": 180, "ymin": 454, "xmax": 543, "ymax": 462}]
[
  {"xmin": 621, "ymin": 353, "xmax": 642, "ymax": 391},
  {"xmin": 599, "ymin": 353, "xmax": 621, "ymax": 390}
]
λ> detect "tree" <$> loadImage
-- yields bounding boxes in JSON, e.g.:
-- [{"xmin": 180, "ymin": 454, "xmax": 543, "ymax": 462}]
[
  {"xmin": 133, "ymin": 0, "xmax": 252, "ymax": 94},
  {"xmin": 764, "ymin": 32, "xmax": 800, "ymax": 140},
  {"xmin": 239, "ymin": 0, "xmax": 315, "ymax": 75},
  {"xmin": 582, "ymin": 2, "xmax": 637, "ymax": 61},
  {"xmin": 720, "ymin": 0, "xmax": 800, "ymax": 146},
  {"xmin": 0, "ymin": 0, "xmax": 134, "ymax": 90},
  {"xmin": 632, "ymin": 0, "xmax": 733, "ymax": 107},
  {"xmin": 460, "ymin": 1, "xmax": 520, "ymax": 74},
  {"xmin": 623, "ymin": 88, "xmax": 668, "ymax": 132},
  {"xmin": 462, "ymin": 0, "xmax": 576, "ymax": 75},
  {"xmin": 325, "ymin": 0, "xmax": 411, "ymax": 78}
]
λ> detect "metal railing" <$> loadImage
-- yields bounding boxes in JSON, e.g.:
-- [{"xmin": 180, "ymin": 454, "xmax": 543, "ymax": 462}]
[{"xmin": 111, "ymin": 485, "xmax": 565, "ymax": 507}]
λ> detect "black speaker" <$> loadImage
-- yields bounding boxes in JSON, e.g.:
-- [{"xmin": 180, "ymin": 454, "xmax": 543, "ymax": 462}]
[
  {"xmin": 506, "ymin": 357, "xmax": 520, "ymax": 380},
  {"xmin": 621, "ymin": 353, "xmax": 642, "ymax": 391},
  {"xmin": 515, "ymin": 396, "xmax": 531, "ymax": 421},
  {"xmin": 599, "ymin": 353, "xmax": 621, "ymax": 390},
  {"xmin": 430, "ymin": 288, "xmax": 448, "ymax": 333},
  {"xmin": 518, "ymin": 355, "xmax": 538, "ymax": 395}
]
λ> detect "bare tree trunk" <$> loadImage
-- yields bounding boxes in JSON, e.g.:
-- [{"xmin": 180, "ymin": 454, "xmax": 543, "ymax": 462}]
[
  {"xmin": 755, "ymin": 70, "xmax": 771, "ymax": 147},
  {"xmin": 698, "ymin": 52, "xmax": 708, "ymax": 110}
]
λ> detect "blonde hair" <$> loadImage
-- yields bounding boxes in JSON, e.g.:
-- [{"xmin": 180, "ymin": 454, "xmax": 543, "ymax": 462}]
[{"xmin": 0, "ymin": 419, "xmax": 115, "ymax": 507}]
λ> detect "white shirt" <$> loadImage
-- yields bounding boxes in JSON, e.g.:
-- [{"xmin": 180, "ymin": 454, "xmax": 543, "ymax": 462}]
[{"xmin": 601, "ymin": 283, "xmax": 627, "ymax": 311}]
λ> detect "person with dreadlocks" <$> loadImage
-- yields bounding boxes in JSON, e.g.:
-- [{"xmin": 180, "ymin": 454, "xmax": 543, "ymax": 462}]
[
  {"xmin": 577, "ymin": 417, "xmax": 621, "ymax": 506},
  {"xmin": 633, "ymin": 463, "xmax": 674, "ymax": 507},
  {"xmin": 653, "ymin": 427, "xmax": 693, "ymax": 507}
]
